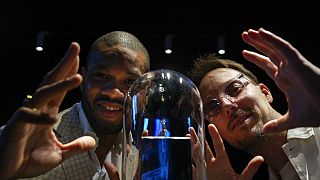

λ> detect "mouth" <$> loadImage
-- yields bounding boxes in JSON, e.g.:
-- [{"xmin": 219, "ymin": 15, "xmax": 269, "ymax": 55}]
[
  {"xmin": 229, "ymin": 113, "xmax": 251, "ymax": 131},
  {"xmin": 96, "ymin": 101, "xmax": 123, "ymax": 117}
]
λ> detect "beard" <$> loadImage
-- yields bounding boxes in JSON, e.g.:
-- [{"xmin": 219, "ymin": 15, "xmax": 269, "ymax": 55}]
[
  {"xmin": 81, "ymin": 93, "xmax": 122, "ymax": 135},
  {"xmin": 235, "ymin": 108, "xmax": 276, "ymax": 154},
  {"xmin": 237, "ymin": 120, "xmax": 268, "ymax": 153}
]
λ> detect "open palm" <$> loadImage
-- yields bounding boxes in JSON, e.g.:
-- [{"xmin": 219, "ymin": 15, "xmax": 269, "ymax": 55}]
[
  {"xmin": 242, "ymin": 28, "xmax": 320, "ymax": 133},
  {"xmin": 0, "ymin": 42, "xmax": 95, "ymax": 179}
]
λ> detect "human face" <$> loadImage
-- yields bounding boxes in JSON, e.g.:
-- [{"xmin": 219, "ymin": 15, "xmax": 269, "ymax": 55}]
[
  {"xmin": 81, "ymin": 46, "xmax": 147, "ymax": 134},
  {"xmin": 199, "ymin": 68, "xmax": 274, "ymax": 151}
]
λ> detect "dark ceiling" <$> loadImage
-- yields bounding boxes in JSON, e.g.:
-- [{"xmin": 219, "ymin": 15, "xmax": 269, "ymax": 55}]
[
  {"xmin": 0, "ymin": 1, "xmax": 319, "ymax": 118},
  {"xmin": 1, "ymin": 0, "xmax": 319, "ymax": 121},
  {"xmin": 0, "ymin": 1, "xmax": 319, "ymax": 178}
]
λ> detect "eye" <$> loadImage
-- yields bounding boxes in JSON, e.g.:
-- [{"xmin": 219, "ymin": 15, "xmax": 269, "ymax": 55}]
[
  {"xmin": 225, "ymin": 80, "xmax": 244, "ymax": 97},
  {"xmin": 91, "ymin": 72, "xmax": 110, "ymax": 80},
  {"xmin": 125, "ymin": 79, "xmax": 136, "ymax": 86}
]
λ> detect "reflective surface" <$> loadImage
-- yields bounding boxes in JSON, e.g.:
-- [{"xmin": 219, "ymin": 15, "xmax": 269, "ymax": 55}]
[{"xmin": 122, "ymin": 69, "xmax": 206, "ymax": 180}]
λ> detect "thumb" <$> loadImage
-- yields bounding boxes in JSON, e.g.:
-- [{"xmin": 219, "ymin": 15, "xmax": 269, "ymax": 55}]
[
  {"xmin": 241, "ymin": 156, "xmax": 264, "ymax": 179},
  {"xmin": 61, "ymin": 136, "xmax": 96, "ymax": 160},
  {"xmin": 104, "ymin": 162, "xmax": 120, "ymax": 180},
  {"xmin": 262, "ymin": 113, "xmax": 292, "ymax": 133}
]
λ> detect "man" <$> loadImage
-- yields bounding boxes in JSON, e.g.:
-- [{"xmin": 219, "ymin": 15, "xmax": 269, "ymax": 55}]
[
  {"xmin": 0, "ymin": 31, "xmax": 150, "ymax": 179},
  {"xmin": 190, "ymin": 28, "xmax": 320, "ymax": 179}
]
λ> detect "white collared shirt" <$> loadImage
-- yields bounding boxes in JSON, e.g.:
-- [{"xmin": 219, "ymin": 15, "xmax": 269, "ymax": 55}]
[{"xmin": 269, "ymin": 127, "xmax": 320, "ymax": 180}]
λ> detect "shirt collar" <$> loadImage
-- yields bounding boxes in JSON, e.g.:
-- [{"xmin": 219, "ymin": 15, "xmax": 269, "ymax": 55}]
[
  {"xmin": 77, "ymin": 102, "xmax": 94, "ymax": 133},
  {"xmin": 76, "ymin": 102, "xmax": 99, "ymax": 148},
  {"xmin": 287, "ymin": 127, "xmax": 314, "ymax": 139},
  {"xmin": 76, "ymin": 102, "xmax": 124, "ymax": 151}
]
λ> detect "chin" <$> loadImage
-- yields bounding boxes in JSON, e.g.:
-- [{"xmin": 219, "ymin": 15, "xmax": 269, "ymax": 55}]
[{"xmin": 99, "ymin": 116, "xmax": 122, "ymax": 125}]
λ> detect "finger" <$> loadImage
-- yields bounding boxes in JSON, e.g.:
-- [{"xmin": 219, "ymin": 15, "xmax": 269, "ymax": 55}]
[
  {"xmin": 189, "ymin": 127, "xmax": 212, "ymax": 159},
  {"xmin": 188, "ymin": 127, "xmax": 198, "ymax": 145},
  {"xmin": 242, "ymin": 50, "xmax": 278, "ymax": 79},
  {"xmin": 48, "ymin": 50, "xmax": 79, "ymax": 107},
  {"xmin": 40, "ymin": 42, "xmax": 80, "ymax": 86},
  {"xmin": 204, "ymin": 140, "xmax": 214, "ymax": 163},
  {"xmin": 189, "ymin": 127, "xmax": 201, "ymax": 162},
  {"xmin": 242, "ymin": 30, "xmax": 271, "ymax": 55},
  {"xmin": 243, "ymin": 29, "xmax": 284, "ymax": 68},
  {"xmin": 241, "ymin": 156, "xmax": 264, "ymax": 179},
  {"xmin": 3, "ymin": 108, "xmax": 57, "ymax": 148},
  {"xmin": 10, "ymin": 107, "xmax": 56, "ymax": 125},
  {"xmin": 66, "ymin": 48, "xmax": 80, "ymax": 76},
  {"xmin": 192, "ymin": 162, "xmax": 201, "ymax": 180},
  {"xmin": 207, "ymin": 124, "xmax": 227, "ymax": 160},
  {"xmin": 262, "ymin": 113, "xmax": 293, "ymax": 133},
  {"xmin": 31, "ymin": 74, "xmax": 82, "ymax": 109},
  {"xmin": 258, "ymin": 28, "xmax": 302, "ymax": 66},
  {"xmin": 61, "ymin": 136, "xmax": 96, "ymax": 160},
  {"xmin": 104, "ymin": 162, "xmax": 120, "ymax": 180},
  {"xmin": 141, "ymin": 130, "xmax": 149, "ymax": 136}
]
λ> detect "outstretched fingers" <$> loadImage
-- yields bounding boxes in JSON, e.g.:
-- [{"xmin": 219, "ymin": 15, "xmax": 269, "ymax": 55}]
[
  {"xmin": 262, "ymin": 113, "xmax": 292, "ymax": 133},
  {"xmin": 61, "ymin": 136, "xmax": 96, "ymax": 160},
  {"xmin": 257, "ymin": 28, "xmax": 302, "ymax": 66},
  {"xmin": 241, "ymin": 156, "xmax": 264, "ymax": 179},
  {"xmin": 207, "ymin": 124, "xmax": 227, "ymax": 161},
  {"xmin": 242, "ymin": 50, "xmax": 278, "ymax": 79},
  {"xmin": 189, "ymin": 127, "xmax": 204, "ymax": 165},
  {"xmin": 40, "ymin": 42, "xmax": 80, "ymax": 86},
  {"xmin": 12, "ymin": 107, "xmax": 57, "ymax": 125},
  {"xmin": 242, "ymin": 29, "xmax": 283, "ymax": 68},
  {"xmin": 29, "ymin": 74, "xmax": 82, "ymax": 110}
]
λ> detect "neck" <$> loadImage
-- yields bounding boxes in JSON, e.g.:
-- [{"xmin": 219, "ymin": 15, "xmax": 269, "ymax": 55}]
[
  {"xmin": 249, "ymin": 110, "xmax": 289, "ymax": 171},
  {"xmin": 252, "ymin": 131, "xmax": 288, "ymax": 171},
  {"xmin": 95, "ymin": 132, "xmax": 120, "ymax": 166}
]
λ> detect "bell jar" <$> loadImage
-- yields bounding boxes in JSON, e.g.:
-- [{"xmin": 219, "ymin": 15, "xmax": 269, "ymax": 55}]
[{"xmin": 122, "ymin": 69, "xmax": 206, "ymax": 180}]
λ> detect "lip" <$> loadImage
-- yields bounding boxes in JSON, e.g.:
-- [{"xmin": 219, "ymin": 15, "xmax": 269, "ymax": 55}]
[
  {"xmin": 97, "ymin": 100, "xmax": 123, "ymax": 109},
  {"xmin": 96, "ymin": 101, "xmax": 123, "ymax": 118},
  {"xmin": 230, "ymin": 113, "xmax": 251, "ymax": 131}
]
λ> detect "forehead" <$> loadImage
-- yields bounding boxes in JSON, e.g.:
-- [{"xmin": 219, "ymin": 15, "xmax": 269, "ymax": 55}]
[
  {"xmin": 87, "ymin": 46, "xmax": 147, "ymax": 73},
  {"xmin": 199, "ymin": 68, "xmax": 240, "ymax": 100}
]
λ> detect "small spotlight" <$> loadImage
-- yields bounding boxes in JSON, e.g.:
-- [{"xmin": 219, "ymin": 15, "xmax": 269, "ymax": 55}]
[
  {"xmin": 217, "ymin": 35, "xmax": 226, "ymax": 55},
  {"xmin": 165, "ymin": 49, "xmax": 172, "ymax": 54},
  {"xmin": 36, "ymin": 46, "xmax": 43, "ymax": 51},
  {"xmin": 35, "ymin": 31, "xmax": 49, "ymax": 52},
  {"xmin": 164, "ymin": 34, "xmax": 174, "ymax": 54},
  {"xmin": 218, "ymin": 49, "xmax": 225, "ymax": 55}
]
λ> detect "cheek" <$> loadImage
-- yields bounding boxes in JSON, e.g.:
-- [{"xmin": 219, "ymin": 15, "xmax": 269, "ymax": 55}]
[
  {"xmin": 238, "ymin": 90, "xmax": 261, "ymax": 109},
  {"xmin": 245, "ymin": 90, "xmax": 270, "ymax": 110},
  {"xmin": 211, "ymin": 120, "xmax": 228, "ymax": 138},
  {"xmin": 84, "ymin": 82, "xmax": 100, "ymax": 103},
  {"xmin": 240, "ymin": 90, "xmax": 271, "ymax": 125}
]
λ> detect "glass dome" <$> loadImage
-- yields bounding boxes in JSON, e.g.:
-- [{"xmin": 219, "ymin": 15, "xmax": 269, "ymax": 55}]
[{"xmin": 122, "ymin": 69, "xmax": 206, "ymax": 180}]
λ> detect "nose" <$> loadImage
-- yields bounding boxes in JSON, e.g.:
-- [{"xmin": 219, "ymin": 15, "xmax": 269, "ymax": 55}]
[
  {"xmin": 219, "ymin": 96, "xmax": 238, "ymax": 117},
  {"xmin": 100, "ymin": 81, "xmax": 125, "ymax": 99}
]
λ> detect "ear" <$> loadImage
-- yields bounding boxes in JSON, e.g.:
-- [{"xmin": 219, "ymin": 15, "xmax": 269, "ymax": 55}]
[
  {"xmin": 258, "ymin": 83, "xmax": 273, "ymax": 103},
  {"xmin": 80, "ymin": 67, "xmax": 86, "ymax": 93}
]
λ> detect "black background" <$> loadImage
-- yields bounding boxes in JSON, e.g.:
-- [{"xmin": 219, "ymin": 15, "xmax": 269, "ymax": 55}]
[{"xmin": 1, "ymin": 1, "xmax": 319, "ymax": 179}]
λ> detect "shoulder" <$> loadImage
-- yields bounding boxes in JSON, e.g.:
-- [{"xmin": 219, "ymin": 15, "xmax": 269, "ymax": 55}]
[
  {"xmin": 53, "ymin": 104, "xmax": 80, "ymax": 130},
  {"xmin": 53, "ymin": 103, "xmax": 83, "ymax": 142}
]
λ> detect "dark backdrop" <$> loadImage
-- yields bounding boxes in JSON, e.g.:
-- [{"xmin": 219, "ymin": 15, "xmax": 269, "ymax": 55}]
[{"xmin": 1, "ymin": 1, "xmax": 319, "ymax": 179}]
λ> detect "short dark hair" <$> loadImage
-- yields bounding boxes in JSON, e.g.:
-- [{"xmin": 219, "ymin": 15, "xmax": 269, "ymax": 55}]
[
  {"xmin": 86, "ymin": 31, "xmax": 150, "ymax": 71},
  {"xmin": 189, "ymin": 53, "xmax": 259, "ymax": 87}
]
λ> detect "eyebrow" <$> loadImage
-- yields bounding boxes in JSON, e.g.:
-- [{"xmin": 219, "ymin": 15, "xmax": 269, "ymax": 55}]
[
  {"xmin": 206, "ymin": 73, "xmax": 242, "ymax": 101},
  {"xmin": 219, "ymin": 73, "xmax": 242, "ymax": 89},
  {"xmin": 128, "ymin": 68, "xmax": 143, "ymax": 78}
]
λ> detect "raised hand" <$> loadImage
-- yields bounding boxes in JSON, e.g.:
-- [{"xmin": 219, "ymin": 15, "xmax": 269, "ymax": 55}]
[
  {"xmin": 0, "ymin": 42, "xmax": 96, "ymax": 179},
  {"xmin": 190, "ymin": 124, "xmax": 263, "ymax": 180},
  {"xmin": 242, "ymin": 28, "xmax": 320, "ymax": 133}
]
